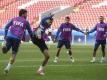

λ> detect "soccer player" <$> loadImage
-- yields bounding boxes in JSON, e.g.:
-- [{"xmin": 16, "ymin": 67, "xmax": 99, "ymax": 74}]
[
  {"xmin": 53, "ymin": 16, "xmax": 84, "ymax": 63},
  {"xmin": 2, "ymin": 9, "xmax": 33, "ymax": 74},
  {"xmin": 87, "ymin": 16, "xmax": 107, "ymax": 63},
  {"xmin": 32, "ymin": 15, "xmax": 54, "ymax": 75}
]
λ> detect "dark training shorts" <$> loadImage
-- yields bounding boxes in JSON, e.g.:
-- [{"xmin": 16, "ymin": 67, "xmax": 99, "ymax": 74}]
[
  {"xmin": 57, "ymin": 40, "xmax": 71, "ymax": 49},
  {"xmin": 94, "ymin": 40, "xmax": 106, "ymax": 51},
  {"xmin": 32, "ymin": 36, "xmax": 48, "ymax": 53},
  {"xmin": 6, "ymin": 37, "xmax": 21, "ymax": 53}
]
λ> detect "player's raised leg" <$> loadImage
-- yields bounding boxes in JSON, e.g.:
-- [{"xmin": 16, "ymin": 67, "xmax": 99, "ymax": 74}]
[
  {"xmin": 2, "ymin": 40, "xmax": 7, "ymax": 53},
  {"xmin": 2, "ymin": 38, "xmax": 11, "ymax": 54},
  {"xmin": 4, "ymin": 38, "xmax": 20, "ymax": 74}
]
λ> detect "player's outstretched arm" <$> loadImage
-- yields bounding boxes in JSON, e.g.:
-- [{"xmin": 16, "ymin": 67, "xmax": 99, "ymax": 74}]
[
  {"xmin": 49, "ymin": 13, "xmax": 54, "ymax": 18},
  {"xmin": 4, "ymin": 20, "xmax": 13, "ymax": 39},
  {"xmin": 88, "ymin": 26, "xmax": 97, "ymax": 35},
  {"xmin": 26, "ymin": 21, "xmax": 34, "ymax": 38},
  {"xmin": 105, "ymin": 25, "xmax": 107, "ymax": 37},
  {"xmin": 72, "ymin": 25, "xmax": 84, "ymax": 33},
  {"xmin": 54, "ymin": 28, "xmax": 60, "ymax": 42},
  {"xmin": 41, "ymin": 14, "xmax": 53, "ymax": 24}
]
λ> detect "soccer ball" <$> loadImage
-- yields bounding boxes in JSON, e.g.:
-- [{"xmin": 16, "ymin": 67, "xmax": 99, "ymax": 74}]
[
  {"xmin": 46, "ymin": 28, "xmax": 52, "ymax": 36},
  {"xmin": 48, "ymin": 32, "xmax": 52, "ymax": 36}
]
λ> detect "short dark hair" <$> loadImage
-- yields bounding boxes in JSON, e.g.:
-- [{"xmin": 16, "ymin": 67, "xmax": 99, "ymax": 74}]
[
  {"xmin": 99, "ymin": 16, "xmax": 104, "ymax": 18},
  {"xmin": 50, "ymin": 18, "xmax": 53, "ymax": 21},
  {"xmin": 19, "ymin": 9, "xmax": 27, "ymax": 16},
  {"xmin": 65, "ymin": 16, "xmax": 70, "ymax": 19},
  {"xmin": 100, "ymin": 16, "xmax": 104, "ymax": 17}
]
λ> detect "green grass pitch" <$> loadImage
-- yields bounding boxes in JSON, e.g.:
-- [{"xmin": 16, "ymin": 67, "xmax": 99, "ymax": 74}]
[{"xmin": 0, "ymin": 43, "xmax": 107, "ymax": 80}]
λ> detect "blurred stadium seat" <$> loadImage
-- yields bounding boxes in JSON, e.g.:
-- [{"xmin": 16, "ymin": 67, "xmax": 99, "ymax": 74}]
[{"xmin": 0, "ymin": 0, "xmax": 106, "ymax": 30}]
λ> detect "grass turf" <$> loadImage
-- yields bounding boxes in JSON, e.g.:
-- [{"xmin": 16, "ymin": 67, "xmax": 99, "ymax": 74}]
[{"xmin": 0, "ymin": 43, "xmax": 107, "ymax": 80}]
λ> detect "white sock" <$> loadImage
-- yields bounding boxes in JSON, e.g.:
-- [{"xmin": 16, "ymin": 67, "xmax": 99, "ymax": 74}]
[
  {"xmin": 5, "ymin": 63, "xmax": 12, "ymax": 70},
  {"xmin": 55, "ymin": 57, "xmax": 58, "ymax": 60},
  {"xmin": 38, "ymin": 66, "xmax": 43, "ymax": 71},
  {"xmin": 101, "ymin": 57, "xmax": 105, "ymax": 60},
  {"xmin": 67, "ymin": 51, "xmax": 69, "ymax": 54},
  {"xmin": 93, "ymin": 57, "xmax": 96, "ymax": 61}
]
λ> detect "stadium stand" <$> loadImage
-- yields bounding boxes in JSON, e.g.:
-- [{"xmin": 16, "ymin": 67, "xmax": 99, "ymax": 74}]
[{"xmin": 0, "ymin": 0, "xmax": 107, "ymax": 30}]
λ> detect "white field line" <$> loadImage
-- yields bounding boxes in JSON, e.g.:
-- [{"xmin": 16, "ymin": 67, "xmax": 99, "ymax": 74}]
[
  {"xmin": 1, "ymin": 59, "xmax": 106, "ymax": 67},
  {"xmin": 0, "ymin": 58, "xmax": 106, "ymax": 62},
  {"xmin": 0, "ymin": 59, "xmax": 91, "ymax": 62},
  {"xmin": 0, "ymin": 59, "xmax": 42, "ymax": 62},
  {"xmin": 13, "ymin": 64, "xmax": 107, "ymax": 68},
  {"xmin": 1, "ymin": 59, "xmax": 107, "ymax": 67}
]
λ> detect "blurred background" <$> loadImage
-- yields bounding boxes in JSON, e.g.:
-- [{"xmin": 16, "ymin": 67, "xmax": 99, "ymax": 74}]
[{"xmin": 0, "ymin": 0, "xmax": 107, "ymax": 44}]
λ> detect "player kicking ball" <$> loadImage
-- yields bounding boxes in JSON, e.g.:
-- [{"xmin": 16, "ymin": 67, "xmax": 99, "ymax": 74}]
[
  {"xmin": 86, "ymin": 16, "xmax": 107, "ymax": 63},
  {"xmin": 2, "ymin": 9, "xmax": 33, "ymax": 74},
  {"xmin": 32, "ymin": 14, "xmax": 54, "ymax": 75},
  {"xmin": 53, "ymin": 16, "xmax": 84, "ymax": 63}
]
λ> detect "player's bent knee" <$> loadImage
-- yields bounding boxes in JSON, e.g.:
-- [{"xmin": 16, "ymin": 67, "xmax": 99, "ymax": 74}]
[
  {"xmin": 10, "ymin": 58, "xmax": 15, "ymax": 64},
  {"xmin": 94, "ymin": 48, "xmax": 97, "ymax": 52},
  {"xmin": 45, "ymin": 54, "xmax": 50, "ymax": 59},
  {"xmin": 2, "ymin": 47, "xmax": 7, "ymax": 54},
  {"xmin": 2, "ymin": 50, "xmax": 7, "ymax": 54},
  {"xmin": 45, "ymin": 54, "xmax": 50, "ymax": 60},
  {"xmin": 47, "ymin": 55, "xmax": 50, "ymax": 59}
]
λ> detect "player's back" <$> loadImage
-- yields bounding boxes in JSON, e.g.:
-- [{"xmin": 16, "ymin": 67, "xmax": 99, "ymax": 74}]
[
  {"xmin": 40, "ymin": 16, "xmax": 53, "ymax": 30},
  {"xmin": 8, "ymin": 16, "xmax": 28, "ymax": 39}
]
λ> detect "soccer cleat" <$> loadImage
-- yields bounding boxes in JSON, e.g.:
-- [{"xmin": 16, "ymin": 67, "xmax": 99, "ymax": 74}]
[
  {"xmin": 53, "ymin": 57, "xmax": 58, "ymax": 63},
  {"xmin": 53, "ymin": 59, "xmax": 58, "ymax": 63},
  {"xmin": 70, "ymin": 58, "xmax": 75, "ymax": 63},
  {"xmin": 2, "ymin": 40, "xmax": 7, "ymax": 54},
  {"xmin": 2, "ymin": 47, "xmax": 7, "ymax": 53},
  {"xmin": 2, "ymin": 40, "xmax": 6, "ymax": 47},
  {"xmin": 100, "ymin": 58, "xmax": 105, "ymax": 63},
  {"xmin": 90, "ymin": 59, "xmax": 96, "ymax": 63},
  {"xmin": 90, "ymin": 57, "xmax": 96, "ymax": 63},
  {"xmin": 37, "ymin": 69, "xmax": 45, "ymax": 76}
]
